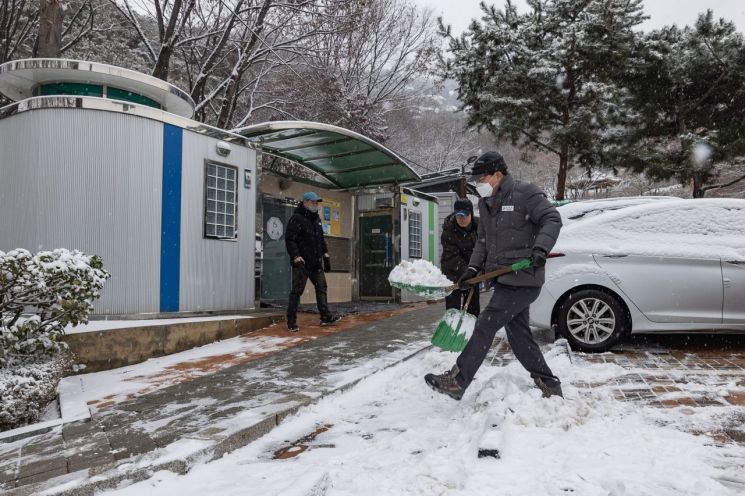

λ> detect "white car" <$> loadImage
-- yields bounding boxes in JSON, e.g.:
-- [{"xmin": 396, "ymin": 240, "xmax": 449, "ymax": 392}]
[
  {"xmin": 557, "ymin": 196, "xmax": 682, "ymax": 226},
  {"xmin": 531, "ymin": 199, "xmax": 745, "ymax": 352}
]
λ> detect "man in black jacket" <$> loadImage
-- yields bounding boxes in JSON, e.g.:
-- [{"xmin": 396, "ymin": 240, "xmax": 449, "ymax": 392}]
[
  {"xmin": 441, "ymin": 198, "xmax": 480, "ymax": 317},
  {"xmin": 425, "ymin": 152, "xmax": 563, "ymax": 400},
  {"xmin": 285, "ymin": 192, "xmax": 340, "ymax": 332}
]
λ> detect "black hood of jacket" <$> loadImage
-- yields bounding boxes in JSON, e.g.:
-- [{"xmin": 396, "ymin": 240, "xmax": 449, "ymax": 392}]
[{"xmin": 295, "ymin": 202, "xmax": 321, "ymax": 222}]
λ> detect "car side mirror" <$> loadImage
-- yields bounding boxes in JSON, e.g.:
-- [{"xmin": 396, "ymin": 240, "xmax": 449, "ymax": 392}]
[{"xmin": 467, "ymin": 155, "xmax": 478, "ymax": 164}]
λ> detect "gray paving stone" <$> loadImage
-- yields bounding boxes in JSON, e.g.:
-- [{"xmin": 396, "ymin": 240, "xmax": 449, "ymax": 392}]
[
  {"xmin": 107, "ymin": 432, "xmax": 157, "ymax": 461},
  {"xmin": 15, "ymin": 466, "xmax": 68, "ymax": 487},
  {"xmin": 17, "ymin": 456, "xmax": 67, "ymax": 479},
  {"xmin": 67, "ymin": 451, "xmax": 116, "ymax": 473}
]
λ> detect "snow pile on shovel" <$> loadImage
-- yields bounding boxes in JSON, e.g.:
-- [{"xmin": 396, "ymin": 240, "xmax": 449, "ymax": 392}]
[{"xmin": 387, "ymin": 259, "xmax": 452, "ymax": 287}]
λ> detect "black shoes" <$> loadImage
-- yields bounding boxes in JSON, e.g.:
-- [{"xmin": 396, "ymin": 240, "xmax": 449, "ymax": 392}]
[
  {"xmin": 424, "ymin": 365, "xmax": 466, "ymax": 400},
  {"xmin": 287, "ymin": 323, "xmax": 299, "ymax": 332},
  {"xmin": 320, "ymin": 314, "xmax": 342, "ymax": 326},
  {"xmin": 534, "ymin": 377, "xmax": 563, "ymax": 398}
]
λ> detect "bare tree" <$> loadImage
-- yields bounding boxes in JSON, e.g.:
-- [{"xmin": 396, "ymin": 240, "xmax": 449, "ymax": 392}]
[
  {"xmin": 35, "ymin": 0, "xmax": 64, "ymax": 57},
  {"xmin": 111, "ymin": 0, "xmax": 197, "ymax": 80},
  {"xmin": 267, "ymin": 0, "xmax": 439, "ymax": 141},
  {"xmin": 0, "ymin": 0, "xmax": 38, "ymax": 63}
]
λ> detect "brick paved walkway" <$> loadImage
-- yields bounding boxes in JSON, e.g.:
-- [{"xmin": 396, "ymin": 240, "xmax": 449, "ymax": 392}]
[{"xmin": 491, "ymin": 333, "xmax": 745, "ymax": 447}]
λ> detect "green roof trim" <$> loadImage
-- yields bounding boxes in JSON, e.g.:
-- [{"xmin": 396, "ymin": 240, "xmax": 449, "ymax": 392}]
[{"xmin": 234, "ymin": 121, "xmax": 420, "ymax": 190}]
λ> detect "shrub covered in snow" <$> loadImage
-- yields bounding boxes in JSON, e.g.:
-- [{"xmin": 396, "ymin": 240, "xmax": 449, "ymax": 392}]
[
  {"xmin": 0, "ymin": 248, "xmax": 111, "ymax": 366},
  {"xmin": 0, "ymin": 353, "xmax": 72, "ymax": 431},
  {"xmin": 0, "ymin": 248, "xmax": 109, "ymax": 431}
]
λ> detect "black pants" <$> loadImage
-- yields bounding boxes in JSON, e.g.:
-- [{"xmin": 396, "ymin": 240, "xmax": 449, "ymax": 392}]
[
  {"xmin": 455, "ymin": 282, "xmax": 559, "ymax": 389},
  {"xmin": 287, "ymin": 264, "xmax": 331, "ymax": 325},
  {"xmin": 445, "ymin": 289, "xmax": 481, "ymax": 317}
]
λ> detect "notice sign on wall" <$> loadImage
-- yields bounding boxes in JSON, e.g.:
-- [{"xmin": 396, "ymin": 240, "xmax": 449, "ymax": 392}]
[{"xmin": 321, "ymin": 199, "xmax": 341, "ymax": 236}]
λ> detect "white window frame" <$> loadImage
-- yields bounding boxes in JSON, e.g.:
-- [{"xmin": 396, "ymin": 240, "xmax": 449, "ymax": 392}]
[
  {"xmin": 204, "ymin": 161, "xmax": 238, "ymax": 240},
  {"xmin": 409, "ymin": 210, "xmax": 422, "ymax": 258}
]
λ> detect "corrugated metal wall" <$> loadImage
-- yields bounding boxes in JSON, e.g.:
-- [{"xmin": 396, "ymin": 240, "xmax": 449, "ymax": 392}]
[
  {"xmin": 0, "ymin": 109, "xmax": 163, "ymax": 314},
  {"xmin": 179, "ymin": 133, "xmax": 256, "ymax": 311}
]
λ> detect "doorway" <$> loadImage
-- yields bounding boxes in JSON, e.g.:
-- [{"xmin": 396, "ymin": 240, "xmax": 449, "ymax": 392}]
[
  {"xmin": 359, "ymin": 210, "xmax": 394, "ymax": 300},
  {"xmin": 261, "ymin": 196, "xmax": 296, "ymax": 302}
]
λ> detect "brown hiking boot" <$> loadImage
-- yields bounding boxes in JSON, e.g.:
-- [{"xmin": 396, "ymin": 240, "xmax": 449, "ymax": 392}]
[
  {"xmin": 534, "ymin": 377, "xmax": 563, "ymax": 398},
  {"xmin": 424, "ymin": 365, "xmax": 465, "ymax": 400}
]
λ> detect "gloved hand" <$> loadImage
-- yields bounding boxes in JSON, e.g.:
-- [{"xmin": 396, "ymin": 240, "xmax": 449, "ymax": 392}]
[
  {"xmin": 323, "ymin": 254, "xmax": 331, "ymax": 272},
  {"xmin": 457, "ymin": 267, "xmax": 479, "ymax": 291},
  {"xmin": 531, "ymin": 248, "xmax": 548, "ymax": 268}
]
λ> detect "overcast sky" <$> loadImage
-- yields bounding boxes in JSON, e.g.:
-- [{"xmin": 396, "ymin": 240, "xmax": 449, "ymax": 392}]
[{"xmin": 417, "ymin": 0, "xmax": 745, "ymax": 35}]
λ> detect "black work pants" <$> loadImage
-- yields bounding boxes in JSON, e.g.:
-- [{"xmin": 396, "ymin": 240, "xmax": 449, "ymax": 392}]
[
  {"xmin": 455, "ymin": 282, "xmax": 559, "ymax": 389},
  {"xmin": 445, "ymin": 289, "xmax": 481, "ymax": 317},
  {"xmin": 287, "ymin": 264, "xmax": 331, "ymax": 325}
]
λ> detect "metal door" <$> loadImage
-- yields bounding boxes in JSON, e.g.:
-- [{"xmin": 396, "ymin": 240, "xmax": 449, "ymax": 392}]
[
  {"xmin": 359, "ymin": 211, "xmax": 394, "ymax": 299},
  {"xmin": 260, "ymin": 197, "xmax": 296, "ymax": 301}
]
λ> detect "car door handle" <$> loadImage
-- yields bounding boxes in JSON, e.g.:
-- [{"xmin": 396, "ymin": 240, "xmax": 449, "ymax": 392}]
[
  {"xmin": 602, "ymin": 254, "xmax": 628, "ymax": 258},
  {"xmin": 725, "ymin": 260, "xmax": 745, "ymax": 265}
]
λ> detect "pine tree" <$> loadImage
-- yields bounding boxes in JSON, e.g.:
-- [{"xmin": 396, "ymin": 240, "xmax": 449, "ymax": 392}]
[
  {"xmin": 441, "ymin": 0, "xmax": 646, "ymax": 199},
  {"xmin": 621, "ymin": 10, "xmax": 745, "ymax": 198}
]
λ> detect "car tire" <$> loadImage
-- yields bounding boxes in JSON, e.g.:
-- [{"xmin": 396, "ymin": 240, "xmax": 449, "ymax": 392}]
[{"xmin": 555, "ymin": 289, "xmax": 629, "ymax": 352}]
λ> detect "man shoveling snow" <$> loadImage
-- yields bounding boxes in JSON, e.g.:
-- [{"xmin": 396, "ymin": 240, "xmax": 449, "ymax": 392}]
[{"xmin": 425, "ymin": 151, "xmax": 564, "ymax": 401}]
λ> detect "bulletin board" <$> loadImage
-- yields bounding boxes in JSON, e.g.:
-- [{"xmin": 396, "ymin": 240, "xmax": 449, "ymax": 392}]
[{"xmin": 321, "ymin": 199, "xmax": 341, "ymax": 237}]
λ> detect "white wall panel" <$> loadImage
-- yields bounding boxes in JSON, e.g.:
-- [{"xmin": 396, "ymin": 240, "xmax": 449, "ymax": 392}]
[
  {"xmin": 179, "ymin": 132, "xmax": 256, "ymax": 311},
  {"xmin": 0, "ymin": 109, "xmax": 163, "ymax": 314}
]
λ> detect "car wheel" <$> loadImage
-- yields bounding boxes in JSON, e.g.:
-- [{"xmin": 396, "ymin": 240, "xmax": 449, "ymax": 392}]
[{"xmin": 556, "ymin": 289, "xmax": 628, "ymax": 352}]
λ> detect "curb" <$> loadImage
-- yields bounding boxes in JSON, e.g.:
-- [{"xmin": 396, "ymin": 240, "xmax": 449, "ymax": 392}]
[{"xmin": 13, "ymin": 344, "xmax": 434, "ymax": 496}]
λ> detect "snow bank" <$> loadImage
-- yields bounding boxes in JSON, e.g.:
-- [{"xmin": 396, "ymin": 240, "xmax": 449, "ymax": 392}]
[
  {"xmin": 388, "ymin": 260, "xmax": 452, "ymax": 287},
  {"xmin": 556, "ymin": 199, "xmax": 745, "ymax": 262}
]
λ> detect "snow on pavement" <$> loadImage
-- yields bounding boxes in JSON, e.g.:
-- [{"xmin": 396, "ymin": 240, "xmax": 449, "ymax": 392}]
[
  {"xmin": 102, "ymin": 343, "xmax": 745, "ymax": 496},
  {"xmin": 61, "ymin": 334, "xmax": 298, "ymax": 410}
]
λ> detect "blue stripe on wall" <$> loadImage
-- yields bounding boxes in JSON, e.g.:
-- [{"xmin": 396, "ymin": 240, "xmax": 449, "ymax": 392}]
[{"xmin": 160, "ymin": 123, "xmax": 183, "ymax": 312}]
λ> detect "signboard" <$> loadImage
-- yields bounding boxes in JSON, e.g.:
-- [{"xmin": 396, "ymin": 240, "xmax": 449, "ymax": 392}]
[{"xmin": 321, "ymin": 199, "xmax": 341, "ymax": 236}]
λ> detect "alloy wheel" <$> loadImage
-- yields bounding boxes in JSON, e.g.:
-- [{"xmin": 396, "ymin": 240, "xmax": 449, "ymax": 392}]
[{"xmin": 566, "ymin": 298, "xmax": 616, "ymax": 345}]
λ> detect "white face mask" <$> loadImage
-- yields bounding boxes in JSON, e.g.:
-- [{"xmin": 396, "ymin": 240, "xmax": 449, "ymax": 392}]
[
  {"xmin": 307, "ymin": 204, "xmax": 319, "ymax": 213},
  {"xmin": 475, "ymin": 181, "xmax": 494, "ymax": 198}
]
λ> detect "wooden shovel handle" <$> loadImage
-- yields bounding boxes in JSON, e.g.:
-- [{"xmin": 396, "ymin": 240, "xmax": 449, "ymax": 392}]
[{"xmin": 446, "ymin": 259, "xmax": 532, "ymax": 293}]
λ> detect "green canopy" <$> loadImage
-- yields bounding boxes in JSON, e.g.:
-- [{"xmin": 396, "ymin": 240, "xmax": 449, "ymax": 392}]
[{"xmin": 234, "ymin": 121, "xmax": 420, "ymax": 189}]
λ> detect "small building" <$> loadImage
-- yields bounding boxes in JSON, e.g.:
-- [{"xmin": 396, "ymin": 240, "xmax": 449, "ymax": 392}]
[{"xmin": 0, "ymin": 59, "xmax": 258, "ymax": 316}]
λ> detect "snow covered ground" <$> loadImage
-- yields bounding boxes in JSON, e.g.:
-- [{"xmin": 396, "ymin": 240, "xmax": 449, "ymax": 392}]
[
  {"xmin": 103, "ymin": 340, "xmax": 745, "ymax": 496},
  {"xmin": 61, "ymin": 333, "xmax": 299, "ymax": 410}
]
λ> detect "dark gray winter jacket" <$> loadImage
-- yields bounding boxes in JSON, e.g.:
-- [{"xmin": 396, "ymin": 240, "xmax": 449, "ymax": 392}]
[{"xmin": 468, "ymin": 175, "xmax": 562, "ymax": 287}]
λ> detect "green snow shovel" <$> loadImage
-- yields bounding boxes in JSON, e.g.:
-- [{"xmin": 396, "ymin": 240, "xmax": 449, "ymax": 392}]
[
  {"xmin": 391, "ymin": 258, "xmax": 533, "ymax": 299},
  {"xmin": 430, "ymin": 258, "xmax": 534, "ymax": 352}
]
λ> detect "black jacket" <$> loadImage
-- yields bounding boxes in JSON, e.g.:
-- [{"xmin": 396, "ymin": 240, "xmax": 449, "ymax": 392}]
[
  {"xmin": 440, "ymin": 213, "xmax": 478, "ymax": 281},
  {"xmin": 285, "ymin": 202, "xmax": 328, "ymax": 270}
]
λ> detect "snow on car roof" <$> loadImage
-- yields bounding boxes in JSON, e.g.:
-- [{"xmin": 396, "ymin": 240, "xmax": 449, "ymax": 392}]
[
  {"xmin": 555, "ymin": 198, "xmax": 745, "ymax": 262},
  {"xmin": 557, "ymin": 196, "xmax": 682, "ymax": 224}
]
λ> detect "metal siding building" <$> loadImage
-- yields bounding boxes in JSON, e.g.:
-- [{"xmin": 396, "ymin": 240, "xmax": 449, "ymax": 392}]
[
  {"xmin": 0, "ymin": 60, "xmax": 257, "ymax": 315},
  {"xmin": 0, "ymin": 108, "xmax": 164, "ymax": 314}
]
